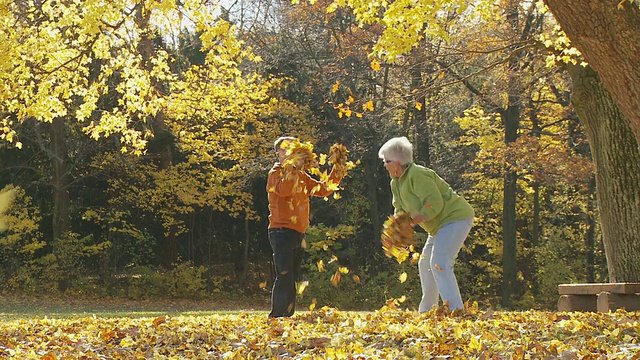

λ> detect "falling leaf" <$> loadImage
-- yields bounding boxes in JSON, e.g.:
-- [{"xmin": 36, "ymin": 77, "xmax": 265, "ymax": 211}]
[
  {"xmin": 338, "ymin": 267, "xmax": 349, "ymax": 274},
  {"xmin": 259, "ymin": 281, "xmax": 268, "ymax": 289},
  {"xmin": 296, "ymin": 281, "xmax": 309, "ymax": 294},
  {"xmin": 317, "ymin": 260, "xmax": 325, "ymax": 272},
  {"xmin": 399, "ymin": 272, "xmax": 408, "ymax": 283},
  {"xmin": 352, "ymin": 274, "xmax": 361, "ymax": 283},
  {"xmin": 331, "ymin": 271, "xmax": 341, "ymax": 287}
]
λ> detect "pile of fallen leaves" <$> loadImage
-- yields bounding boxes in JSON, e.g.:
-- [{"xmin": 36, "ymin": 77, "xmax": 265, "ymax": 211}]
[
  {"xmin": 1, "ymin": 304, "xmax": 639, "ymax": 359},
  {"xmin": 381, "ymin": 212, "xmax": 416, "ymax": 263}
]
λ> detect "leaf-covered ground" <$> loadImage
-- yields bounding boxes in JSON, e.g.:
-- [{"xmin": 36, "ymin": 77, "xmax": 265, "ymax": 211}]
[{"xmin": 1, "ymin": 298, "xmax": 640, "ymax": 360}]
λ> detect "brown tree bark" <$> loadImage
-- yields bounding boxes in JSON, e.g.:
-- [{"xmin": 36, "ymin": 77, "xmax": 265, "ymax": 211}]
[
  {"xmin": 545, "ymin": 0, "xmax": 640, "ymax": 148},
  {"xmin": 567, "ymin": 64, "xmax": 640, "ymax": 282},
  {"xmin": 500, "ymin": 0, "xmax": 524, "ymax": 308},
  {"xmin": 51, "ymin": 117, "xmax": 70, "ymax": 242}
]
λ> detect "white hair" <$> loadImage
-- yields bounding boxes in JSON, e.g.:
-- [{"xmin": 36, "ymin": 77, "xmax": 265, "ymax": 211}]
[
  {"xmin": 378, "ymin": 137, "xmax": 414, "ymax": 165},
  {"xmin": 273, "ymin": 136, "xmax": 297, "ymax": 152}
]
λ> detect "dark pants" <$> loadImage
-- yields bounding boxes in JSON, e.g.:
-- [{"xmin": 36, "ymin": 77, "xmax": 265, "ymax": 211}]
[{"xmin": 268, "ymin": 228, "xmax": 304, "ymax": 318}]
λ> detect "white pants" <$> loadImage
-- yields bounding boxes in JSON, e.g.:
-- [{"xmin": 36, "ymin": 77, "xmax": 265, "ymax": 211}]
[{"xmin": 418, "ymin": 217, "xmax": 473, "ymax": 312}]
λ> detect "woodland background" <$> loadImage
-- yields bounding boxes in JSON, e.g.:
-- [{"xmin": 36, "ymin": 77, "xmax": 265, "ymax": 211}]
[{"xmin": 2, "ymin": 0, "xmax": 633, "ymax": 312}]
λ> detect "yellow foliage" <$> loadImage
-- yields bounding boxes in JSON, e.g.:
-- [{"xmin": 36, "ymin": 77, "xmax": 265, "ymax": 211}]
[{"xmin": 381, "ymin": 213, "xmax": 415, "ymax": 262}]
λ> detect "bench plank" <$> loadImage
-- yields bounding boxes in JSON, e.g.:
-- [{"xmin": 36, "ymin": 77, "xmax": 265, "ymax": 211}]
[{"xmin": 558, "ymin": 283, "xmax": 640, "ymax": 295}]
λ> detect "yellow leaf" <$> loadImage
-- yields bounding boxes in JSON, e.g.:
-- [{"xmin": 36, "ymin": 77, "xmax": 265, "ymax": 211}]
[
  {"xmin": 319, "ymin": 153, "xmax": 327, "ymax": 165},
  {"xmin": 370, "ymin": 58, "xmax": 381, "ymax": 71},
  {"xmin": 469, "ymin": 335, "xmax": 482, "ymax": 351},
  {"xmin": 259, "ymin": 281, "xmax": 268, "ymax": 289},
  {"xmin": 415, "ymin": 102, "xmax": 423, "ymax": 111},
  {"xmin": 317, "ymin": 260, "xmax": 325, "ymax": 272},
  {"xmin": 296, "ymin": 280, "xmax": 308, "ymax": 294},
  {"xmin": 119, "ymin": 336, "xmax": 135, "ymax": 347},
  {"xmin": 332, "ymin": 80, "xmax": 340, "ymax": 93},
  {"xmin": 331, "ymin": 271, "xmax": 341, "ymax": 287},
  {"xmin": 399, "ymin": 272, "xmax": 408, "ymax": 283},
  {"xmin": 338, "ymin": 266, "xmax": 349, "ymax": 274},
  {"xmin": 363, "ymin": 100, "xmax": 375, "ymax": 112}
]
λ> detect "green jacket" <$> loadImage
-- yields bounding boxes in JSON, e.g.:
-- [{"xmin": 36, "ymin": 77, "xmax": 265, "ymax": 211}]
[{"xmin": 391, "ymin": 163, "xmax": 474, "ymax": 235}]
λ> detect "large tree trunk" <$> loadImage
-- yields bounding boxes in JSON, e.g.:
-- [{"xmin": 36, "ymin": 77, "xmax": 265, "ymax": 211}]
[
  {"xmin": 568, "ymin": 64, "xmax": 640, "ymax": 282},
  {"xmin": 545, "ymin": 0, "xmax": 640, "ymax": 148}
]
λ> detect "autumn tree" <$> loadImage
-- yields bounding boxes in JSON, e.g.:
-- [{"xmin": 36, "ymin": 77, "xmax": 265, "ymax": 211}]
[
  {"xmin": 565, "ymin": 64, "xmax": 640, "ymax": 282},
  {"xmin": 544, "ymin": 0, "xmax": 640, "ymax": 148},
  {"xmin": 0, "ymin": 0, "xmax": 291, "ymax": 289},
  {"xmin": 540, "ymin": 4, "xmax": 640, "ymax": 283}
]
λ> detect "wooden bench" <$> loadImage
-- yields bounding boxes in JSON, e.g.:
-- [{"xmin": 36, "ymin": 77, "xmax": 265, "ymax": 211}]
[{"xmin": 558, "ymin": 283, "xmax": 640, "ymax": 312}]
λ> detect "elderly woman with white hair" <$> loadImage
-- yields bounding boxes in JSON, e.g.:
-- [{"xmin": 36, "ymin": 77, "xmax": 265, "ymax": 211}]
[{"xmin": 378, "ymin": 136, "xmax": 474, "ymax": 311}]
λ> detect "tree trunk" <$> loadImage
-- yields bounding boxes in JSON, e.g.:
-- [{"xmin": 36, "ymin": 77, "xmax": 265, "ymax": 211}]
[
  {"xmin": 51, "ymin": 118, "xmax": 70, "ymax": 241},
  {"xmin": 545, "ymin": 0, "xmax": 640, "ymax": 148},
  {"xmin": 567, "ymin": 64, "xmax": 640, "ymax": 282},
  {"xmin": 586, "ymin": 176, "xmax": 597, "ymax": 283},
  {"xmin": 365, "ymin": 152, "xmax": 383, "ymax": 249},
  {"xmin": 500, "ymin": 0, "xmax": 523, "ymax": 308},
  {"xmin": 410, "ymin": 62, "xmax": 430, "ymax": 167},
  {"xmin": 241, "ymin": 217, "xmax": 251, "ymax": 284},
  {"xmin": 135, "ymin": 3, "xmax": 177, "ymax": 266},
  {"xmin": 50, "ymin": 117, "xmax": 72, "ymax": 291}
]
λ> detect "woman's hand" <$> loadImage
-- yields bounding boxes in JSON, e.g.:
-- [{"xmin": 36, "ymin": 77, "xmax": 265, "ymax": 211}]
[{"xmin": 411, "ymin": 213, "xmax": 428, "ymax": 226}]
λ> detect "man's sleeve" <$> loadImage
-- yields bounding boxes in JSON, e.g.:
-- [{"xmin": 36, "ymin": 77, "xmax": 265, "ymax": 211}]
[{"xmin": 266, "ymin": 168, "xmax": 297, "ymax": 197}]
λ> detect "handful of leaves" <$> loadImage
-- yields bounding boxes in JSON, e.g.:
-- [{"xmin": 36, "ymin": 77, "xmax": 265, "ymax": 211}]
[
  {"xmin": 328, "ymin": 143, "xmax": 351, "ymax": 178},
  {"xmin": 281, "ymin": 139, "xmax": 317, "ymax": 174},
  {"xmin": 381, "ymin": 212, "xmax": 415, "ymax": 262}
]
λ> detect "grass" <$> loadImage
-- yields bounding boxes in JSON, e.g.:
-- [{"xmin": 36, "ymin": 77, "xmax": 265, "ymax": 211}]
[{"xmin": 0, "ymin": 292, "xmax": 270, "ymax": 320}]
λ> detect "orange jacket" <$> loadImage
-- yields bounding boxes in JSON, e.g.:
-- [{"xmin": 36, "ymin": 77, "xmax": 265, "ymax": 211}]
[{"xmin": 267, "ymin": 163, "xmax": 342, "ymax": 233}]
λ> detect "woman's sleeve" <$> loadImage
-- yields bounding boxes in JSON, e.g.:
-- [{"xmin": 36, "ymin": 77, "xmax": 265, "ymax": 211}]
[
  {"xmin": 411, "ymin": 170, "xmax": 444, "ymax": 221},
  {"xmin": 391, "ymin": 181, "xmax": 404, "ymax": 214}
]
